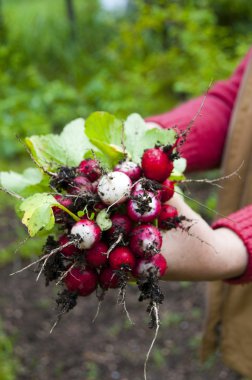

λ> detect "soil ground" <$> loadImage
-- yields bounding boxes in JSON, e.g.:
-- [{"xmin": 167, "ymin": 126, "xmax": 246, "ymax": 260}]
[{"xmin": 0, "ymin": 263, "xmax": 242, "ymax": 380}]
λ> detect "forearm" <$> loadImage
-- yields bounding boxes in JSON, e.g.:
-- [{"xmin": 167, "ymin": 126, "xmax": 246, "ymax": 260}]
[
  {"xmin": 160, "ymin": 195, "xmax": 250, "ymax": 282},
  {"xmin": 162, "ymin": 228, "xmax": 247, "ymax": 282}
]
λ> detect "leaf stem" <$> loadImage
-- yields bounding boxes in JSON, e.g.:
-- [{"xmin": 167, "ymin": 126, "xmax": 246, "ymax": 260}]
[
  {"xmin": 57, "ymin": 204, "xmax": 80, "ymax": 222},
  {"xmin": 0, "ymin": 186, "xmax": 24, "ymax": 200}
]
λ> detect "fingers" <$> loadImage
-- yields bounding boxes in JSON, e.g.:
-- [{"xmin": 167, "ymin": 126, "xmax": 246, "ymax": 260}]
[{"xmin": 166, "ymin": 192, "xmax": 202, "ymax": 222}]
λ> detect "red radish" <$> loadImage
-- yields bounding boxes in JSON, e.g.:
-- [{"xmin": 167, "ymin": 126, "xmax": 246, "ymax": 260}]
[
  {"xmin": 107, "ymin": 213, "xmax": 132, "ymax": 240},
  {"xmin": 132, "ymin": 179, "xmax": 162, "ymax": 200},
  {"xmin": 132, "ymin": 181, "xmax": 145, "ymax": 193},
  {"xmin": 160, "ymin": 179, "xmax": 175, "ymax": 202},
  {"xmin": 97, "ymin": 171, "xmax": 132, "ymax": 205},
  {"xmin": 109, "ymin": 246, "xmax": 136, "ymax": 271},
  {"xmin": 127, "ymin": 190, "xmax": 161, "ymax": 223},
  {"xmin": 99, "ymin": 267, "xmax": 120, "ymax": 289},
  {"xmin": 78, "ymin": 159, "xmax": 102, "ymax": 182},
  {"xmin": 129, "ymin": 224, "xmax": 162, "ymax": 258},
  {"xmin": 53, "ymin": 195, "xmax": 72, "ymax": 216},
  {"xmin": 92, "ymin": 180, "xmax": 99, "ymax": 193},
  {"xmin": 133, "ymin": 254, "xmax": 167, "ymax": 278},
  {"xmin": 54, "ymin": 195, "xmax": 72, "ymax": 209},
  {"xmin": 141, "ymin": 148, "xmax": 174, "ymax": 182},
  {"xmin": 114, "ymin": 161, "xmax": 142, "ymax": 181},
  {"xmin": 59, "ymin": 235, "xmax": 80, "ymax": 257},
  {"xmin": 94, "ymin": 201, "xmax": 106, "ymax": 211},
  {"xmin": 68, "ymin": 176, "xmax": 93, "ymax": 195},
  {"xmin": 151, "ymin": 254, "xmax": 167, "ymax": 277},
  {"xmin": 85, "ymin": 241, "xmax": 108, "ymax": 268},
  {"xmin": 71, "ymin": 219, "xmax": 101, "ymax": 249},
  {"xmin": 158, "ymin": 204, "xmax": 178, "ymax": 230},
  {"xmin": 64, "ymin": 267, "xmax": 98, "ymax": 296}
]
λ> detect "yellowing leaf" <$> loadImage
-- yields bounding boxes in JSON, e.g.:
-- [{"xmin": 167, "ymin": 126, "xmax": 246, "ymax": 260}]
[{"xmin": 20, "ymin": 193, "xmax": 59, "ymax": 237}]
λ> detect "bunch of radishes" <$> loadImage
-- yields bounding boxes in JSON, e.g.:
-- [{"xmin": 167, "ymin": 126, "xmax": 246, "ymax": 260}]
[{"xmin": 41, "ymin": 144, "xmax": 183, "ymax": 321}]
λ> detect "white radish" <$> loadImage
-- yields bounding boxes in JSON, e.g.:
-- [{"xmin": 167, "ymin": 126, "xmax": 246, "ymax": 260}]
[
  {"xmin": 71, "ymin": 219, "xmax": 101, "ymax": 249},
  {"xmin": 97, "ymin": 171, "xmax": 132, "ymax": 206}
]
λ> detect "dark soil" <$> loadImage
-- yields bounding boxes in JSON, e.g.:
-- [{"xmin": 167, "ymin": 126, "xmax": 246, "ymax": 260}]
[{"xmin": 0, "ymin": 262, "xmax": 242, "ymax": 380}]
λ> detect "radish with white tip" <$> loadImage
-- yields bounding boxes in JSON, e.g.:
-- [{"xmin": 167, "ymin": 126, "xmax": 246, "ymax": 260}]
[
  {"xmin": 97, "ymin": 171, "xmax": 132, "ymax": 205},
  {"xmin": 71, "ymin": 219, "xmax": 101, "ymax": 249},
  {"xmin": 133, "ymin": 254, "xmax": 167, "ymax": 278},
  {"xmin": 127, "ymin": 190, "xmax": 161, "ymax": 223}
]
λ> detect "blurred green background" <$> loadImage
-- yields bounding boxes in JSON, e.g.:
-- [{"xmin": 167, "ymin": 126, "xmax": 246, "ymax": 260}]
[
  {"xmin": 0, "ymin": 1, "xmax": 251, "ymax": 378},
  {"xmin": 1, "ymin": 0, "xmax": 251, "ymax": 164}
]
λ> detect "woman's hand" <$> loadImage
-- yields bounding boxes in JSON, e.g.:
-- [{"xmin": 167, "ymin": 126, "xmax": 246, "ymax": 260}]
[{"xmin": 161, "ymin": 194, "xmax": 248, "ymax": 282}]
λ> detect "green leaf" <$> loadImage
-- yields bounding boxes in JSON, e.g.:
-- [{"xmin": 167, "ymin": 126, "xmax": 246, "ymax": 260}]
[
  {"xmin": 84, "ymin": 149, "xmax": 114, "ymax": 169},
  {"xmin": 169, "ymin": 158, "xmax": 187, "ymax": 181},
  {"xmin": 25, "ymin": 134, "xmax": 63, "ymax": 171},
  {"xmin": 85, "ymin": 112, "xmax": 125, "ymax": 168},
  {"xmin": 124, "ymin": 113, "xmax": 176, "ymax": 163},
  {"xmin": 19, "ymin": 193, "xmax": 59, "ymax": 237},
  {"xmin": 0, "ymin": 168, "xmax": 43, "ymax": 195},
  {"xmin": 60, "ymin": 118, "xmax": 94, "ymax": 167},
  {"xmin": 85, "ymin": 111, "xmax": 123, "ymax": 146},
  {"xmin": 88, "ymin": 138, "xmax": 125, "ymax": 167},
  {"xmin": 25, "ymin": 118, "xmax": 94, "ymax": 171},
  {"xmin": 142, "ymin": 128, "xmax": 176, "ymax": 152},
  {"xmin": 20, "ymin": 176, "xmax": 51, "ymax": 198},
  {"xmin": 96, "ymin": 209, "xmax": 112, "ymax": 231}
]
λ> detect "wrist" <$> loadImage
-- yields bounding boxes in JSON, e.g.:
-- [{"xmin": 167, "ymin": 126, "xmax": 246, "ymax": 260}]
[{"xmin": 213, "ymin": 228, "xmax": 248, "ymax": 280}]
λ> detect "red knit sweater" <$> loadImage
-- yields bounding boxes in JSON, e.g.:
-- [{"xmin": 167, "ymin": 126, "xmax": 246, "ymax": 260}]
[{"xmin": 146, "ymin": 49, "xmax": 252, "ymax": 284}]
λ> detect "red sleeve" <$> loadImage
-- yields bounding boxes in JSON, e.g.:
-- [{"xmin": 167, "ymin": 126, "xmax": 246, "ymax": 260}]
[
  {"xmin": 147, "ymin": 48, "xmax": 252, "ymax": 285},
  {"xmin": 146, "ymin": 48, "xmax": 252, "ymax": 172}
]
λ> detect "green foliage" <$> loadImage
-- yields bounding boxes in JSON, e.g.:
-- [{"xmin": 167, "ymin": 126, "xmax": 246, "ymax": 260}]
[
  {"xmin": 161, "ymin": 311, "xmax": 184, "ymax": 327},
  {"xmin": 124, "ymin": 113, "xmax": 175, "ymax": 163},
  {"xmin": 152, "ymin": 347, "xmax": 167, "ymax": 369},
  {"xmin": 20, "ymin": 193, "xmax": 59, "ymax": 236},
  {"xmin": 2, "ymin": 111, "xmax": 178, "ymax": 237},
  {"xmin": 86, "ymin": 361, "xmax": 100, "ymax": 380},
  {"xmin": 85, "ymin": 112, "xmax": 125, "ymax": 167},
  {"xmin": 0, "ymin": 168, "xmax": 42, "ymax": 194},
  {"xmin": 0, "ymin": 0, "xmax": 251, "ymax": 163},
  {"xmin": 0, "ymin": 320, "xmax": 19, "ymax": 380},
  {"xmin": 25, "ymin": 118, "xmax": 92, "ymax": 171}
]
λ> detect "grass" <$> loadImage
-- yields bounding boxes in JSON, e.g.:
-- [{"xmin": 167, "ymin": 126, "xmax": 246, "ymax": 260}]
[
  {"xmin": 0, "ymin": 200, "xmax": 46, "ymax": 267},
  {"xmin": 152, "ymin": 347, "xmax": 167, "ymax": 369},
  {"xmin": 161, "ymin": 311, "xmax": 184, "ymax": 328},
  {"xmin": 3, "ymin": 0, "xmax": 113, "ymax": 85},
  {"xmin": 86, "ymin": 361, "xmax": 100, "ymax": 380},
  {"xmin": 0, "ymin": 320, "xmax": 19, "ymax": 380}
]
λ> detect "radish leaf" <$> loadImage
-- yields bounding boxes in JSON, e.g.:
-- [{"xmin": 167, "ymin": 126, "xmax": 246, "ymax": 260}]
[
  {"xmin": 124, "ymin": 113, "xmax": 176, "ymax": 163},
  {"xmin": 25, "ymin": 118, "xmax": 94, "ymax": 171},
  {"xmin": 0, "ymin": 168, "xmax": 43, "ymax": 195},
  {"xmin": 20, "ymin": 193, "xmax": 59, "ymax": 237},
  {"xmin": 170, "ymin": 158, "xmax": 187, "ymax": 181},
  {"xmin": 96, "ymin": 210, "xmax": 112, "ymax": 231},
  {"xmin": 85, "ymin": 112, "xmax": 125, "ymax": 167}
]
